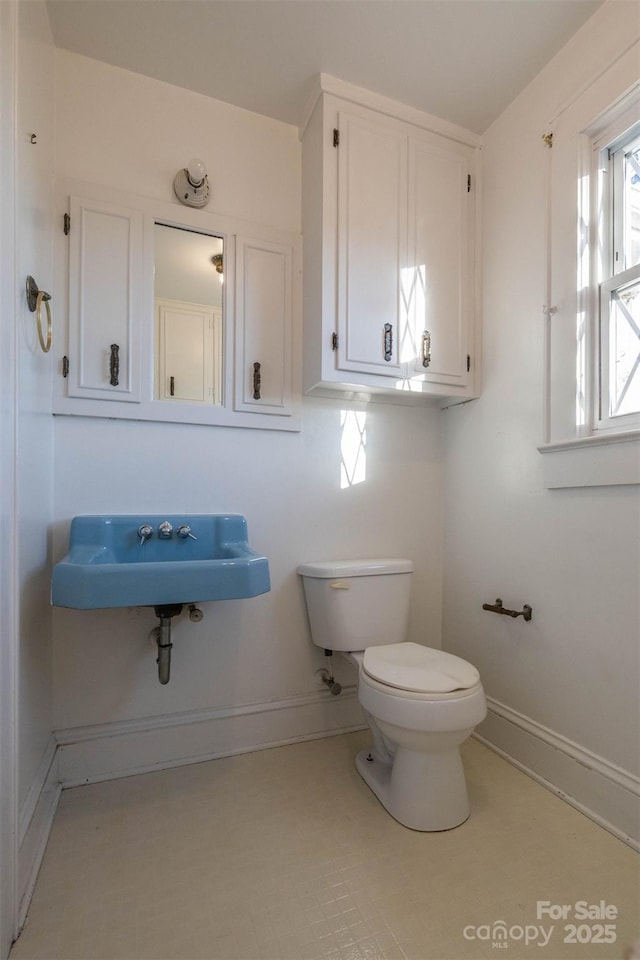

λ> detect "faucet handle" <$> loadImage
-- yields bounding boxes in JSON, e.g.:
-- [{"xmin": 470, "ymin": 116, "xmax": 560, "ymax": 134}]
[
  {"xmin": 137, "ymin": 524, "xmax": 153, "ymax": 545},
  {"xmin": 176, "ymin": 524, "xmax": 197, "ymax": 541}
]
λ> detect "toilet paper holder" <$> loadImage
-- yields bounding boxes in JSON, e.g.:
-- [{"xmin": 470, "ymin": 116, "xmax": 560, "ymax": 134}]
[{"xmin": 482, "ymin": 598, "xmax": 532, "ymax": 621}]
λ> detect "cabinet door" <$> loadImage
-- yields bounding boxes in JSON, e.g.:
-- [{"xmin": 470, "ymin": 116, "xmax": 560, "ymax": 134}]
[
  {"xmin": 336, "ymin": 108, "xmax": 407, "ymax": 378},
  {"xmin": 234, "ymin": 235, "xmax": 294, "ymax": 416},
  {"xmin": 155, "ymin": 300, "xmax": 222, "ymax": 404},
  {"xmin": 407, "ymin": 137, "xmax": 472, "ymax": 388},
  {"xmin": 67, "ymin": 195, "xmax": 143, "ymax": 401}
]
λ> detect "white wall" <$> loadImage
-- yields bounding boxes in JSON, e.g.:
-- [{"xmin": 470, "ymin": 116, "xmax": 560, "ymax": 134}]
[
  {"xmin": 54, "ymin": 50, "xmax": 300, "ymax": 232},
  {"xmin": 0, "ymin": 7, "xmax": 19, "ymax": 953},
  {"xmin": 52, "ymin": 403, "xmax": 442, "ymax": 727},
  {"xmin": 0, "ymin": 1, "xmax": 59, "ymax": 942},
  {"xmin": 16, "ymin": 0, "xmax": 55, "ymax": 813},
  {"xmin": 51, "ymin": 54, "xmax": 444, "ymax": 766},
  {"xmin": 442, "ymin": 0, "xmax": 639, "ymax": 841}
]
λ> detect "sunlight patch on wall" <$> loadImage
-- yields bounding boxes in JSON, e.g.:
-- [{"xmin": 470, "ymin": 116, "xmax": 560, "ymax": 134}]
[
  {"xmin": 340, "ymin": 410, "xmax": 367, "ymax": 488},
  {"xmin": 399, "ymin": 264, "xmax": 427, "ymax": 365}
]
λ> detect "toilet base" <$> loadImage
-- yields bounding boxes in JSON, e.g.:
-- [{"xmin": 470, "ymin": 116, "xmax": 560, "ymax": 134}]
[{"xmin": 355, "ymin": 745, "xmax": 470, "ymax": 832}]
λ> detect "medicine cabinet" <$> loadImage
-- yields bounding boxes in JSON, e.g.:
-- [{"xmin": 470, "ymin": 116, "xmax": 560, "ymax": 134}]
[{"xmin": 53, "ymin": 179, "xmax": 301, "ymax": 431}]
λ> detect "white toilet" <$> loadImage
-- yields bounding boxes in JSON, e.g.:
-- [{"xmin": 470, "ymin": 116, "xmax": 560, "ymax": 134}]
[{"xmin": 297, "ymin": 558, "xmax": 487, "ymax": 831}]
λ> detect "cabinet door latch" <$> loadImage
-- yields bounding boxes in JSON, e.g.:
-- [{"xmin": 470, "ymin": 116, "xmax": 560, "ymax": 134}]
[
  {"xmin": 383, "ymin": 323, "xmax": 393, "ymax": 362},
  {"xmin": 253, "ymin": 361, "xmax": 262, "ymax": 400},
  {"xmin": 421, "ymin": 331, "xmax": 431, "ymax": 368},
  {"xmin": 109, "ymin": 343, "xmax": 120, "ymax": 387}
]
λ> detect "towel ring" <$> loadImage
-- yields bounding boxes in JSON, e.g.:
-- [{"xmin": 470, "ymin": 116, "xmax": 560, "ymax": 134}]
[
  {"xmin": 35, "ymin": 291, "xmax": 52, "ymax": 353},
  {"xmin": 26, "ymin": 276, "xmax": 52, "ymax": 353}
]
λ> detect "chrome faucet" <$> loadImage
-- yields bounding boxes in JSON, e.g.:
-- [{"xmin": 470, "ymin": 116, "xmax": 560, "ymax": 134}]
[
  {"xmin": 137, "ymin": 524, "xmax": 153, "ymax": 546},
  {"xmin": 158, "ymin": 521, "xmax": 173, "ymax": 539},
  {"xmin": 176, "ymin": 524, "xmax": 197, "ymax": 541}
]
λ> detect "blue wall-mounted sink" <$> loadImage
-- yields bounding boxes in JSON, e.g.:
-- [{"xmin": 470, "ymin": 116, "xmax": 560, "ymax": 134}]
[{"xmin": 52, "ymin": 515, "xmax": 270, "ymax": 609}]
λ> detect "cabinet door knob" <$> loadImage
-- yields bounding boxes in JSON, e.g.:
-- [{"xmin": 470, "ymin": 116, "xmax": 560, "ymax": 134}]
[
  {"xmin": 422, "ymin": 330, "xmax": 431, "ymax": 368},
  {"xmin": 253, "ymin": 361, "xmax": 261, "ymax": 400},
  {"xmin": 109, "ymin": 343, "xmax": 120, "ymax": 386},
  {"xmin": 383, "ymin": 323, "xmax": 393, "ymax": 362}
]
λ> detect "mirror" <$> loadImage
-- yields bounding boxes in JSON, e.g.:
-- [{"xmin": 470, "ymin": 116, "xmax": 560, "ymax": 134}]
[{"xmin": 154, "ymin": 223, "xmax": 223, "ymax": 405}]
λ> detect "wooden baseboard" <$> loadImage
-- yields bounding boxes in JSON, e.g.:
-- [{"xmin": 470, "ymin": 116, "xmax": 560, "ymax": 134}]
[
  {"xmin": 476, "ymin": 697, "xmax": 640, "ymax": 850},
  {"xmin": 55, "ymin": 687, "xmax": 366, "ymax": 787}
]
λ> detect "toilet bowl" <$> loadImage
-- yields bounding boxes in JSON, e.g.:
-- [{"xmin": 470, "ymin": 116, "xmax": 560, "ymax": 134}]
[{"xmin": 297, "ymin": 559, "xmax": 487, "ymax": 831}]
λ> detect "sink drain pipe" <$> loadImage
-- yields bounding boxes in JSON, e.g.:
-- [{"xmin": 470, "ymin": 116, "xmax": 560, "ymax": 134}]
[
  {"xmin": 150, "ymin": 604, "xmax": 204, "ymax": 684},
  {"xmin": 156, "ymin": 615, "xmax": 173, "ymax": 685}
]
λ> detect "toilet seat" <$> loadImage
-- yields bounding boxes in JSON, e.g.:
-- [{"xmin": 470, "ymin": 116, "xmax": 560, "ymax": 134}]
[
  {"xmin": 358, "ymin": 652, "xmax": 486, "ymax": 729},
  {"xmin": 362, "ymin": 642, "xmax": 479, "ymax": 695},
  {"xmin": 359, "ymin": 669, "xmax": 483, "ymax": 702}
]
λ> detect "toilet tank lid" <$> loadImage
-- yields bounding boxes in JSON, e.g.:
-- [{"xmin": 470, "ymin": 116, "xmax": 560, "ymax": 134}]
[{"xmin": 297, "ymin": 559, "xmax": 414, "ymax": 578}]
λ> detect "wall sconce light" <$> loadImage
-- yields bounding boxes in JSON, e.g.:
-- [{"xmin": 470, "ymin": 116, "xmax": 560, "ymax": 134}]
[
  {"xmin": 211, "ymin": 253, "xmax": 223, "ymax": 283},
  {"xmin": 173, "ymin": 158, "xmax": 210, "ymax": 208}
]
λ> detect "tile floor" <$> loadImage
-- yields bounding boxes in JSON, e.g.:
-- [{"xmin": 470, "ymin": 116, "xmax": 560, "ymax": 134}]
[{"xmin": 10, "ymin": 732, "xmax": 640, "ymax": 960}]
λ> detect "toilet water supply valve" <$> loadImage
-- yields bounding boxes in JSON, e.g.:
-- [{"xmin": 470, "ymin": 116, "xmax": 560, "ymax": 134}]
[
  {"xmin": 149, "ymin": 604, "xmax": 204, "ymax": 684},
  {"xmin": 318, "ymin": 649, "xmax": 342, "ymax": 696}
]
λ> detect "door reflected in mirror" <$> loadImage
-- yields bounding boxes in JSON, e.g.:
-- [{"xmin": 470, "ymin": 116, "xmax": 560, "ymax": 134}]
[{"xmin": 154, "ymin": 223, "xmax": 223, "ymax": 405}]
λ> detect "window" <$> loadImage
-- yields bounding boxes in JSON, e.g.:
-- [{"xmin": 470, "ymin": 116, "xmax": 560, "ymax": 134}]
[
  {"xmin": 539, "ymin": 76, "xmax": 640, "ymax": 488},
  {"xmin": 597, "ymin": 122, "xmax": 640, "ymax": 432}
]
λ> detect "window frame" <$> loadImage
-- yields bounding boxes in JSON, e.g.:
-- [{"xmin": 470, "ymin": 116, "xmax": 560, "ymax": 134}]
[
  {"xmin": 590, "ymin": 107, "xmax": 640, "ymax": 436},
  {"xmin": 538, "ymin": 81, "xmax": 640, "ymax": 489}
]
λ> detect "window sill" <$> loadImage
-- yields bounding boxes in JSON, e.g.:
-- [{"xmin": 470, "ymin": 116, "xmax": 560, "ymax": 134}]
[{"xmin": 538, "ymin": 430, "xmax": 640, "ymax": 488}]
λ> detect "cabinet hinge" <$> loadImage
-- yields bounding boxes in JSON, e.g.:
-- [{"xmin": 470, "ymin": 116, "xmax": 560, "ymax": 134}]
[
  {"xmin": 63, "ymin": 213, "xmax": 70, "ymax": 235},
  {"xmin": 466, "ymin": 354, "xmax": 471, "ymax": 372},
  {"xmin": 333, "ymin": 128, "xmax": 340, "ymax": 148},
  {"xmin": 62, "ymin": 355, "xmax": 69, "ymax": 378},
  {"xmin": 467, "ymin": 175, "xmax": 471, "ymax": 193},
  {"xmin": 331, "ymin": 332, "xmax": 338, "ymax": 350}
]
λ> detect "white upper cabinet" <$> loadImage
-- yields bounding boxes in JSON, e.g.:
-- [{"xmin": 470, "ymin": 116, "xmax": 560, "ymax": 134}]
[
  {"xmin": 336, "ymin": 109, "xmax": 407, "ymax": 379},
  {"xmin": 234, "ymin": 235, "xmax": 295, "ymax": 417},
  {"xmin": 407, "ymin": 133, "xmax": 472, "ymax": 390},
  {"xmin": 302, "ymin": 80, "xmax": 480, "ymax": 404},
  {"xmin": 54, "ymin": 180, "xmax": 301, "ymax": 431},
  {"xmin": 67, "ymin": 195, "xmax": 143, "ymax": 402}
]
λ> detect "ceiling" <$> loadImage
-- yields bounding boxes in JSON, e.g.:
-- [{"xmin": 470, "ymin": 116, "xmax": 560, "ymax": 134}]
[{"xmin": 45, "ymin": 0, "xmax": 604, "ymax": 135}]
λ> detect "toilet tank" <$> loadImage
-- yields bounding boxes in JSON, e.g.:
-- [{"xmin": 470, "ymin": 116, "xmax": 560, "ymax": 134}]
[{"xmin": 297, "ymin": 559, "xmax": 413, "ymax": 652}]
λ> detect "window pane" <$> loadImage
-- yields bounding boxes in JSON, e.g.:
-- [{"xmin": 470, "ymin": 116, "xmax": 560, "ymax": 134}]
[
  {"xmin": 624, "ymin": 136, "xmax": 640, "ymax": 270},
  {"xmin": 608, "ymin": 278, "xmax": 640, "ymax": 418}
]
